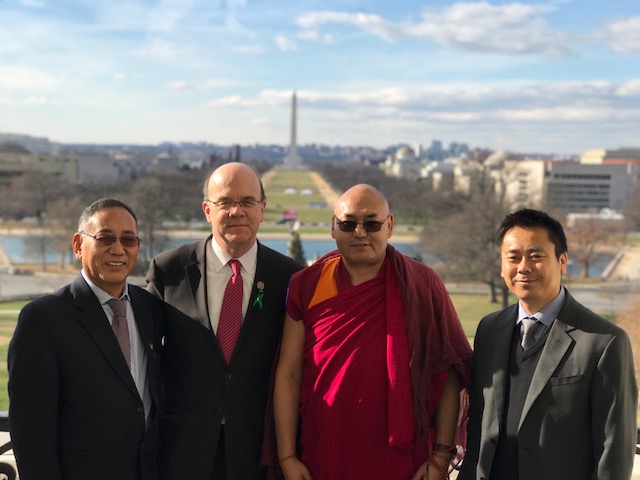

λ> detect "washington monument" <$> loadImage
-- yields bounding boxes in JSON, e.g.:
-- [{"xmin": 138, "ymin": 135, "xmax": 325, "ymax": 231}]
[{"xmin": 284, "ymin": 91, "xmax": 301, "ymax": 167}]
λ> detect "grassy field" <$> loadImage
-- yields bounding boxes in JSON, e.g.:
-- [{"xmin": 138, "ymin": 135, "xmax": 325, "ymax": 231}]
[{"xmin": 263, "ymin": 169, "xmax": 334, "ymax": 226}]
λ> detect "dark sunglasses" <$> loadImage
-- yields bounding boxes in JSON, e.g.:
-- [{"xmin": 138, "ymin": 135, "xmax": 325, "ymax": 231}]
[
  {"xmin": 334, "ymin": 213, "xmax": 390, "ymax": 233},
  {"xmin": 81, "ymin": 232, "xmax": 141, "ymax": 248}
]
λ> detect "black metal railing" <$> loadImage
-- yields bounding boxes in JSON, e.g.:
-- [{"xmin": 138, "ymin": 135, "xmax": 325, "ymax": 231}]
[{"xmin": 0, "ymin": 412, "xmax": 17, "ymax": 480}]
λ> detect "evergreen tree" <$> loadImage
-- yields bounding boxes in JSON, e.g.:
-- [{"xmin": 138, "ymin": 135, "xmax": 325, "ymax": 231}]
[{"xmin": 287, "ymin": 231, "xmax": 307, "ymax": 266}]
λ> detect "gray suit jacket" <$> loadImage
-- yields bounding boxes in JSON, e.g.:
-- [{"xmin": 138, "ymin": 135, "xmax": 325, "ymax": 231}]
[
  {"xmin": 146, "ymin": 237, "xmax": 303, "ymax": 480},
  {"xmin": 459, "ymin": 289, "xmax": 637, "ymax": 480}
]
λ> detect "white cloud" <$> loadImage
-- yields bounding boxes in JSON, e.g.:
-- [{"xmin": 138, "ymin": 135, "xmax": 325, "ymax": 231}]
[
  {"xmin": 275, "ymin": 35, "xmax": 298, "ymax": 51},
  {"xmin": 113, "ymin": 72, "xmax": 127, "ymax": 81},
  {"xmin": 232, "ymin": 44, "xmax": 266, "ymax": 54},
  {"xmin": 297, "ymin": 29, "xmax": 336, "ymax": 44},
  {"xmin": 22, "ymin": 96, "xmax": 49, "ymax": 105},
  {"xmin": 204, "ymin": 81, "xmax": 640, "ymax": 127},
  {"xmin": 616, "ymin": 79, "xmax": 640, "ymax": 96},
  {"xmin": 20, "ymin": 0, "xmax": 46, "ymax": 7},
  {"xmin": 165, "ymin": 80, "xmax": 193, "ymax": 91},
  {"xmin": 147, "ymin": 0, "xmax": 200, "ymax": 33},
  {"xmin": 601, "ymin": 17, "xmax": 640, "ymax": 53},
  {"xmin": 297, "ymin": 11, "xmax": 400, "ymax": 41},
  {"xmin": 132, "ymin": 41, "xmax": 176, "ymax": 59},
  {"xmin": 296, "ymin": 3, "xmax": 570, "ymax": 56},
  {"xmin": 250, "ymin": 117, "xmax": 270, "ymax": 126},
  {"xmin": 0, "ymin": 66, "xmax": 57, "ymax": 91}
]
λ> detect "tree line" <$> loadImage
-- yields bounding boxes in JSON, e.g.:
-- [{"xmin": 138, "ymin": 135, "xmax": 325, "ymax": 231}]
[{"xmin": 2, "ymin": 160, "xmax": 639, "ymax": 301}]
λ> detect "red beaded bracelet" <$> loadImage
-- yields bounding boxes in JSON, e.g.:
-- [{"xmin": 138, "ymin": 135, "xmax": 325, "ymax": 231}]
[
  {"xmin": 278, "ymin": 454, "xmax": 296, "ymax": 464},
  {"xmin": 427, "ymin": 456, "xmax": 450, "ymax": 480}
]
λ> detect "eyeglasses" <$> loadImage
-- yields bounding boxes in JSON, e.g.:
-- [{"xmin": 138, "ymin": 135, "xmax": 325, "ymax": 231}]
[
  {"xmin": 206, "ymin": 199, "xmax": 263, "ymax": 210},
  {"xmin": 334, "ymin": 213, "xmax": 391, "ymax": 233},
  {"xmin": 80, "ymin": 232, "xmax": 141, "ymax": 248}
]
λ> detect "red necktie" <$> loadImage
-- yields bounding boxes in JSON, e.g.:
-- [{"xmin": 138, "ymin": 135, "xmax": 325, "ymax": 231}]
[
  {"xmin": 107, "ymin": 298, "xmax": 131, "ymax": 368},
  {"xmin": 218, "ymin": 259, "xmax": 243, "ymax": 363}
]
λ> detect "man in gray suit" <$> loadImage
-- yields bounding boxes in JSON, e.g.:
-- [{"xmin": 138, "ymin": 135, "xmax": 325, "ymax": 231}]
[
  {"xmin": 146, "ymin": 163, "xmax": 303, "ymax": 480},
  {"xmin": 459, "ymin": 208, "xmax": 637, "ymax": 480}
]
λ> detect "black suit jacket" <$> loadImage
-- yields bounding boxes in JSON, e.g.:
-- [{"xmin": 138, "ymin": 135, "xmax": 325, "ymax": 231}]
[
  {"xmin": 146, "ymin": 237, "xmax": 303, "ymax": 480},
  {"xmin": 459, "ymin": 290, "xmax": 638, "ymax": 480},
  {"xmin": 8, "ymin": 275, "xmax": 164, "ymax": 480}
]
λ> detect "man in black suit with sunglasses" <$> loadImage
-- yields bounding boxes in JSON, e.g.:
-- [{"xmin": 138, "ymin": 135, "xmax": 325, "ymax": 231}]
[{"xmin": 8, "ymin": 198, "xmax": 164, "ymax": 480}]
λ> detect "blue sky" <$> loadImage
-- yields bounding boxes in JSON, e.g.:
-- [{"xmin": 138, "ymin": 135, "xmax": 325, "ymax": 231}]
[{"xmin": 1, "ymin": 0, "xmax": 639, "ymax": 154}]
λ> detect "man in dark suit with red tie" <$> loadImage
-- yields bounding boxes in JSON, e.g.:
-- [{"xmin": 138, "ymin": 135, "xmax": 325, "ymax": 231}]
[
  {"xmin": 146, "ymin": 162, "xmax": 303, "ymax": 480},
  {"xmin": 8, "ymin": 198, "xmax": 164, "ymax": 480}
]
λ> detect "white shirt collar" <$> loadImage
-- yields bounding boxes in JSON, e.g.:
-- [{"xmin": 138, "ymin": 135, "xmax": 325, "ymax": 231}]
[
  {"xmin": 80, "ymin": 269, "xmax": 130, "ymax": 303},
  {"xmin": 209, "ymin": 238, "xmax": 258, "ymax": 274}
]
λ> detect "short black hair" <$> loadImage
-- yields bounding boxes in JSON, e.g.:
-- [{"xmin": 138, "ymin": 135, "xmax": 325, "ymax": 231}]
[
  {"xmin": 497, "ymin": 208, "xmax": 567, "ymax": 258},
  {"xmin": 78, "ymin": 198, "xmax": 138, "ymax": 232}
]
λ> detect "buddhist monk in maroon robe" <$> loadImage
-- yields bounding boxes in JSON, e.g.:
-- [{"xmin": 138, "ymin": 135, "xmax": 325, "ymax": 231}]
[{"xmin": 274, "ymin": 184, "xmax": 472, "ymax": 480}]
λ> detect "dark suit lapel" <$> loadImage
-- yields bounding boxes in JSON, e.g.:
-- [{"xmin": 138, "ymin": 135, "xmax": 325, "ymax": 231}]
[
  {"xmin": 232, "ymin": 243, "xmax": 273, "ymax": 361},
  {"xmin": 182, "ymin": 237, "xmax": 211, "ymax": 330},
  {"xmin": 70, "ymin": 276, "xmax": 140, "ymax": 399},
  {"xmin": 491, "ymin": 307, "xmax": 517, "ymax": 423},
  {"xmin": 519, "ymin": 292, "xmax": 577, "ymax": 429},
  {"xmin": 129, "ymin": 286, "xmax": 154, "ymax": 352}
]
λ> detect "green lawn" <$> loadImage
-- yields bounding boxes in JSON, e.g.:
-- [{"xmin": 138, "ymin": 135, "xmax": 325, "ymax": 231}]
[
  {"xmin": 263, "ymin": 169, "xmax": 334, "ymax": 225},
  {"xmin": 0, "ymin": 301, "xmax": 24, "ymax": 412}
]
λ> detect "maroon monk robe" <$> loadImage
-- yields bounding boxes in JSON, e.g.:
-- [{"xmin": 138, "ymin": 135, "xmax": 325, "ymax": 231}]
[{"xmin": 288, "ymin": 257, "xmax": 421, "ymax": 479}]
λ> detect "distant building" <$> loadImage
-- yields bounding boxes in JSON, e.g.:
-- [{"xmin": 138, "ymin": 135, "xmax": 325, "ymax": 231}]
[
  {"xmin": 0, "ymin": 143, "xmax": 76, "ymax": 186},
  {"xmin": 545, "ymin": 162, "xmax": 633, "ymax": 212},
  {"xmin": 383, "ymin": 146, "xmax": 421, "ymax": 180},
  {"xmin": 0, "ymin": 133, "xmax": 59, "ymax": 154}
]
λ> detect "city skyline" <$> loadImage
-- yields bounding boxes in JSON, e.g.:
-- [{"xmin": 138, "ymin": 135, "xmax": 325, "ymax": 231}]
[{"xmin": 1, "ymin": 1, "xmax": 639, "ymax": 155}]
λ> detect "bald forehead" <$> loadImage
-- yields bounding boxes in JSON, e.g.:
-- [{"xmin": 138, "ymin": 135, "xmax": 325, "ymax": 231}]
[
  {"xmin": 207, "ymin": 163, "xmax": 261, "ymax": 196},
  {"xmin": 335, "ymin": 184, "xmax": 389, "ymax": 217}
]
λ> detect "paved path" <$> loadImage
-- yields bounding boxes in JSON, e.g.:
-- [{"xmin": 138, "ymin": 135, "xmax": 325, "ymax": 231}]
[
  {"xmin": 0, "ymin": 244, "xmax": 10, "ymax": 268},
  {"xmin": 607, "ymin": 246, "xmax": 640, "ymax": 281},
  {"xmin": 308, "ymin": 171, "xmax": 341, "ymax": 207}
]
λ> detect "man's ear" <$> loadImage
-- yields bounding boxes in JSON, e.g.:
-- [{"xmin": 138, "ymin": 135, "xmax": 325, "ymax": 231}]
[{"xmin": 72, "ymin": 233, "xmax": 83, "ymax": 258}]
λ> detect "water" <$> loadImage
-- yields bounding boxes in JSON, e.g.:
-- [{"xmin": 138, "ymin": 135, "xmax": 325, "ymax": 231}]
[
  {"xmin": 0, "ymin": 234, "xmax": 613, "ymax": 277},
  {"xmin": 0, "ymin": 235, "xmax": 423, "ymax": 265}
]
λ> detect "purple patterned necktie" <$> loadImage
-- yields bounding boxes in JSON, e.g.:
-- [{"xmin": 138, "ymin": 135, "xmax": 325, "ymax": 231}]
[
  {"xmin": 521, "ymin": 317, "xmax": 539, "ymax": 350},
  {"xmin": 107, "ymin": 298, "xmax": 131, "ymax": 368}
]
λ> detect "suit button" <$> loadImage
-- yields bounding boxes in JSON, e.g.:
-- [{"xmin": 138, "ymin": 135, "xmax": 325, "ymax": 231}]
[
  {"xmin": 226, "ymin": 373, "xmax": 232, "ymax": 380},
  {"xmin": 490, "ymin": 439, "xmax": 496, "ymax": 446},
  {"xmin": 137, "ymin": 406, "xmax": 144, "ymax": 414}
]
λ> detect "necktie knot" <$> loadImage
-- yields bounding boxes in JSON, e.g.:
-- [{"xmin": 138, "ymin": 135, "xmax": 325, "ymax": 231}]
[
  {"xmin": 107, "ymin": 298, "xmax": 127, "ymax": 318},
  {"xmin": 521, "ymin": 317, "xmax": 539, "ymax": 350},
  {"xmin": 229, "ymin": 259, "xmax": 240, "ymax": 278}
]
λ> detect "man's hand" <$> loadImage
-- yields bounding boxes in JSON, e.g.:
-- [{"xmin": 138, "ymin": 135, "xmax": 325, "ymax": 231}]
[
  {"xmin": 280, "ymin": 457, "xmax": 314, "ymax": 480},
  {"xmin": 410, "ymin": 459, "xmax": 450, "ymax": 480}
]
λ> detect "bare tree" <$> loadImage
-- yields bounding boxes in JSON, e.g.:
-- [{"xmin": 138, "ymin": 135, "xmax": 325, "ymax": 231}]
[
  {"xmin": 422, "ymin": 158, "xmax": 513, "ymax": 306},
  {"xmin": 565, "ymin": 217, "xmax": 623, "ymax": 278},
  {"xmin": 46, "ymin": 195, "xmax": 86, "ymax": 268},
  {"xmin": 128, "ymin": 174, "xmax": 173, "ymax": 263},
  {"xmin": 10, "ymin": 172, "xmax": 71, "ymax": 270},
  {"xmin": 622, "ymin": 183, "xmax": 640, "ymax": 233}
]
